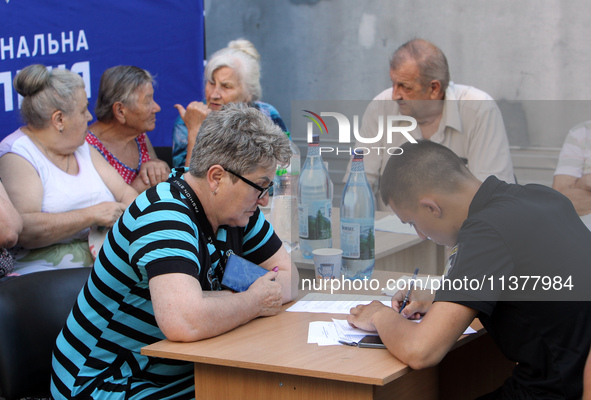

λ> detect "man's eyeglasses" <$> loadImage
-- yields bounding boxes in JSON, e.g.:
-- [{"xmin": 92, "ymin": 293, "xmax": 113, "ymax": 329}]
[{"xmin": 225, "ymin": 168, "xmax": 273, "ymax": 199}]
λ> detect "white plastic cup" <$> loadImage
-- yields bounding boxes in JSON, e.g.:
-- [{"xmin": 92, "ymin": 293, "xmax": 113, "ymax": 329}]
[{"xmin": 312, "ymin": 248, "xmax": 343, "ymax": 280}]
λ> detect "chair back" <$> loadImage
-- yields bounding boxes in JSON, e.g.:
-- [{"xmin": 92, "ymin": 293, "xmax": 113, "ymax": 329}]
[{"xmin": 0, "ymin": 268, "xmax": 90, "ymax": 400}]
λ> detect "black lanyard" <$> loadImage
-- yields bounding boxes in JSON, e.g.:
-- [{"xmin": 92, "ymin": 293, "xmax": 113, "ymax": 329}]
[{"xmin": 168, "ymin": 176, "xmax": 229, "ymax": 288}]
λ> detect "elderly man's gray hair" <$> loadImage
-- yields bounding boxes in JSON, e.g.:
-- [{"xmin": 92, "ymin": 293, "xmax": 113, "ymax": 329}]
[{"xmin": 390, "ymin": 38, "xmax": 450, "ymax": 93}]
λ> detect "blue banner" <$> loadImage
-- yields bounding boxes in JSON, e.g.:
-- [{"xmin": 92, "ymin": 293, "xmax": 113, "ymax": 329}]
[{"xmin": 0, "ymin": 0, "xmax": 204, "ymax": 146}]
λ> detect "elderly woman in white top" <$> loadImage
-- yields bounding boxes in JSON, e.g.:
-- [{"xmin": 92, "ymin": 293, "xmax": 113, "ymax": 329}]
[{"xmin": 0, "ymin": 64, "xmax": 137, "ymax": 274}]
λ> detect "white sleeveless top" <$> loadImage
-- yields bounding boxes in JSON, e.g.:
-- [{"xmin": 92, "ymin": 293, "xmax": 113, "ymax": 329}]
[
  {"xmin": 0, "ymin": 129, "xmax": 116, "ymax": 241},
  {"xmin": 0, "ymin": 129, "xmax": 116, "ymax": 274},
  {"xmin": 0, "ymin": 129, "xmax": 121, "ymax": 274}
]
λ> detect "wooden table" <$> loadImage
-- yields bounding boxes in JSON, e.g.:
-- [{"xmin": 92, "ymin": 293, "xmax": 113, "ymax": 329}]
[
  {"xmin": 142, "ymin": 272, "xmax": 514, "ymax": 400},
  {"xmin": 269, "ymin": 207, "xmax": 445, "ymax": 275}
]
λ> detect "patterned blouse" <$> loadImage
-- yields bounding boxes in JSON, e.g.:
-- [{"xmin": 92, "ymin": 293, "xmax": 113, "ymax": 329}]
[{"xmin": 86, "ymin": 131, "xmax": 151, "ymax": 184}]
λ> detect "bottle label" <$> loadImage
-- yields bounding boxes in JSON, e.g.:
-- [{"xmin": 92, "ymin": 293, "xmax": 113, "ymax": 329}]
[
  {"xmin": 298, "ymin": 201, "xmax": 332, "ymax": 239},
  {"xmin": 341, "ymin": 218, "xmax": 375, "ymax": 259}
]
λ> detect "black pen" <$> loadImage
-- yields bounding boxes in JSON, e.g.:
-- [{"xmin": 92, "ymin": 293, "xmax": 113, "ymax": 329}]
[
  {"xmin": 399, "ymin": 268, "xmax": 419, "ymax": 314},
  {"xmin": 339, "ymin": 340, "xmax": 358, "ymax": 347}
]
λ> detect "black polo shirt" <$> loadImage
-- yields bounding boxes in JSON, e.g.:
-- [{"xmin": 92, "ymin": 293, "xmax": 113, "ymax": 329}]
[{"xmin": 435, "ymin": 176, "xmax": 591, "ymax": 399}]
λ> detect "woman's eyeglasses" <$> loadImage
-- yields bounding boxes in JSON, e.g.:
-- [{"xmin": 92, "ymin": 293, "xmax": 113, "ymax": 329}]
[{"xmin": 225, "ymin": 168, "xmax": 273, "ymax": 199}]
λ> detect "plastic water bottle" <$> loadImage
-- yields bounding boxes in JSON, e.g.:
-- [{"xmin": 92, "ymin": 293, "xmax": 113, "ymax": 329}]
[
  {"xmin": 270, "ymin": 168, "xmax": 298, "ymax": 252},
  {"xmin": 340, "ymin": 152, "xmax": 375, "ymax": 279},
  {"xmin": 286, "ymin": 131, "xmax": 301, "ymax": 181},
  {"xmin": 287, "ymin": 132, "xmax": 300, "ymax": 250},
  {"xmin": 269, "ymin": 132, "xmax": 300, "ymax": 252},
  {"xmin": 298, "ymin": 134, "xmax": 333, "ymax": 258}
]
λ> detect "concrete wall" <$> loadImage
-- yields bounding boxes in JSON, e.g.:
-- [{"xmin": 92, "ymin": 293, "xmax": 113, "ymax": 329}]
[{"xmin": 203, "ymin": 0, "xmax": 591, "ymax": 186}]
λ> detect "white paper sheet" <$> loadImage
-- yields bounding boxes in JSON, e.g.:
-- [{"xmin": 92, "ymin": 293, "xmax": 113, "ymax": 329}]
[
  {"xmin": 332, "ymin": 318, "xmax": 378, "ymax": 342},
  {"xmin": 307, "ymin": 319, "xmax": 476, "ymax": 346},
  {"xmin": 286, "ymin": 293, "xmax": 391, "ymax": 314},
  {"xmin": 374, "ymin": 214, "xmax": 418, "ymax": 235},
  {"xmin": 307, "ymin": 321, "xmax": 342, "ymax": 346}
]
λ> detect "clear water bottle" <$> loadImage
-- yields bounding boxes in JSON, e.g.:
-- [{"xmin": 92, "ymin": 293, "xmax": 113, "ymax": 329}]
[
  {"xmin": 287, "ymin": 132, "xmax": 300, "ymax": 250},
  {"xmin": 286, "ymin": 131, "xmax": 301, "ymax": 180},
  {"xmin": 270, "ymin": 168, "xmax": 298, "ymax": 252},
  {"xmin": 298, "ymin": 134, "xmax": 333, "ymax": 258},
  {"xmin": 340, "ymin": 152, "xmax": 375, "ymax": 279}
]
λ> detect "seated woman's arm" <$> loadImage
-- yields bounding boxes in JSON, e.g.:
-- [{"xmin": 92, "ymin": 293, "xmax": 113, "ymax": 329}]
[
  {"xmin": 258, "ymin": 244, "xmax": 299, "ymax": 303},
  {"xmin": 151, "ymin": 268, "xmax": 283, "ymax": 342},
  {"xmin": 0, "ymin": 153, "xmax": 127, "ymax": 249},
  {"xmin": 0, "ymin": 180, "xmax": 22, "ymax": 248},
  {"xmin": 148, "ymin": 211, "xmax": 297, "ymax": 342},
  {"xmin": 130, "ymin": 135, "xmax": 171, "ymax": 192},
  {"xmin": 90, "ymin": 147, "xmax": 138, "ymax": 206},
  {"xmin": 173, "ymin": 102, "xmax": 210, "ymax": 167}
]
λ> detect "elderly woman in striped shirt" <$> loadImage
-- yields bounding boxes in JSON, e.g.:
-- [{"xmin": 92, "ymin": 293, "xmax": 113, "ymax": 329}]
[{"xmin": 52, "ymin": 103, "xmax": 298, "ymax": 400}]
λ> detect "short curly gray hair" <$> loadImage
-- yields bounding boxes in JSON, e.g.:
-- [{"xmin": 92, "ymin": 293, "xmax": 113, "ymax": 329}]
[{"xmin": 189, "ymin": 103, "xmax": 291, "ymax": 179}]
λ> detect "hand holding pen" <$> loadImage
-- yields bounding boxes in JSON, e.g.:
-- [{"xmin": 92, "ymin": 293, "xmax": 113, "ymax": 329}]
[{"xmin": 399, "ymin": 268, "xmax": 419, "ymax": 314}]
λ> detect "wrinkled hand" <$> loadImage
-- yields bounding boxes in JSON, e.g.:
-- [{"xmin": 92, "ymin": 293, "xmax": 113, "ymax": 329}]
[
  {"xmin": 174, "ymin": 102, "xmax": 210, "ymax": 140},
  {"xmin": 392, "ymin": 288, "xmax": 434, "ymax": 320},
  {"xmin": 347, "ymin": 300, "xmax": 389, "ymax": 332},
  {"xmin": 248, "ymin": 268, "xmax": 283, "ymax": 317},
  {"xmin": 91, "ymin": 202, "xmax": 127, "ymax": 227},
  {"xmin": 137, "ymin": 159, "xmax": 171, "ymax": 187}
]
